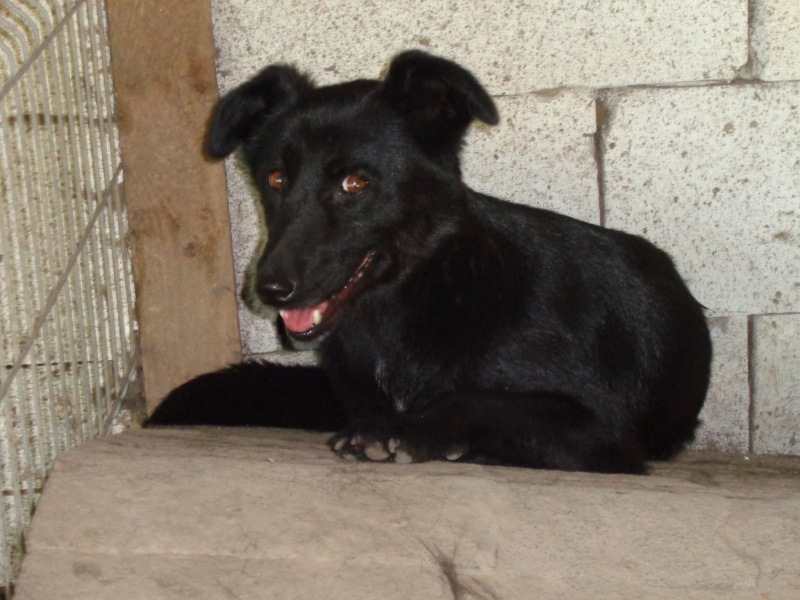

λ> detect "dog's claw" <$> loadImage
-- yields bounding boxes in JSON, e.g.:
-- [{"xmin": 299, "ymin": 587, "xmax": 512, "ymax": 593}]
[
  {"xmin": 364, "ymin": 441, "xmax": 390, "ymax": 461},
  {"xmin": 332, "ymin": 429, "xmax": 464, "ymax": 465},
  {"xmin": 394, "ymin": 449, "xmax": 413, "ymax": 464},
  {"xmin": 445, "ymin": 446, "xmax": 466, "ymax": 461}
]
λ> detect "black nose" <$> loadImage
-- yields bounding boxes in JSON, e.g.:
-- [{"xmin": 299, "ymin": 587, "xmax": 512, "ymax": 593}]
[{"xmin": 257, "ymin": 277, "xmax": 296, "ymax": 306}]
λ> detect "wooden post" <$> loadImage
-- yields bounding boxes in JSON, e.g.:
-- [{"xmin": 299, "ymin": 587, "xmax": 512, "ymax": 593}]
[{"xmin": 106, "ymin": 0, "xmax": 242, "ymax": 411}]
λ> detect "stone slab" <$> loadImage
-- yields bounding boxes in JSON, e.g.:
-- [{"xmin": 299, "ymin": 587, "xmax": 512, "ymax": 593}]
[
  {"xmin": 603, "ymin": 83, "xmax": 800, "ymax": 315},
  {"xmin": 18, "ymin": 552, "xmax": 449, "ymax": 600},
  {"xmin": 752, "ymin": 0, "xmax": 800, "ymax": 81},
  {"xmin": 15, "ymin": 428, "xmax": 800, "ymax": 599},
  {"xmin": 692, "ymin": 316, "xmax": 750, "ymax": 453},
  {"xmin": 211, "ymin": 0, "xmax": 748, "ymax": 93},
  {"xmin": 753, "ymin": 314, "xmax": 800, "ymax": 455}
]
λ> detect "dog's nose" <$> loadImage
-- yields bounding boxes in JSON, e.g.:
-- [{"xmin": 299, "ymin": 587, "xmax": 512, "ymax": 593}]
[{"xmin": 257, "ymin": 277, "xmax": 296, "ymax": 305}]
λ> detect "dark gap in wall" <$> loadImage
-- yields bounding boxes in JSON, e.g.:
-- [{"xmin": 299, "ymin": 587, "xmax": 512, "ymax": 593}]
[
  {"xmin": 747, "ymin": 314, "xmax": 756, "ymax": 455},
  {"xmin": 735, "ymin": 0, "xmax": 762, "ymax": 80},
  {"xmin": 593, "ymin": 95, "xmax": 611, "ymax": 227}
]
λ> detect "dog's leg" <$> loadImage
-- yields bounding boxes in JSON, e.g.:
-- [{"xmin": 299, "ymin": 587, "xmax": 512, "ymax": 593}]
[
  {"xmin": 460, "ymin": 391, "xmax": 647, "ymax": 474},
  {"xmin": 145, "ymin": 362, "xmax": 346, "ymax": 431},
  {"xmin": 332, "ymin": 390, "xmax": 647, "ymax": 474}
]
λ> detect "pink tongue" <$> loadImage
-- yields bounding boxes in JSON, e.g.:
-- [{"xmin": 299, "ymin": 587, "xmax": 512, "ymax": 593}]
[{"xmin": 281, "ymin": 300, "xmax": 330, "ymax": 333}]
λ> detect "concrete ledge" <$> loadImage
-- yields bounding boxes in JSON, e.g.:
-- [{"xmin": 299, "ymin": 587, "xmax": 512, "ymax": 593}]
[{"xmin": 15, "ymin": 428, "xmax": 800, "ymax": 599}]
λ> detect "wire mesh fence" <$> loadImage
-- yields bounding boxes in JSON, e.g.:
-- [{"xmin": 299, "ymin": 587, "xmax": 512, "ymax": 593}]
[{"xmin": 0, "ymin": 0, "xmax": 138, "ymax": 593}]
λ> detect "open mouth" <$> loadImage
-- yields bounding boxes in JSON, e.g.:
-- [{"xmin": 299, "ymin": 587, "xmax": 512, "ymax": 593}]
[{"xmin": 279, "ymin": 251, "xmax": 376, "ymax": 340}]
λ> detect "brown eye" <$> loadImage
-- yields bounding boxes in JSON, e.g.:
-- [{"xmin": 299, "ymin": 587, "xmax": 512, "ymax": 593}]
[
  {"xmin": 268, "ymin": 171, "xmax": 284, "ymax": 190},
  {"xmin": 342, "ymin": 174, "xmax": 367, "ymax": 194}
]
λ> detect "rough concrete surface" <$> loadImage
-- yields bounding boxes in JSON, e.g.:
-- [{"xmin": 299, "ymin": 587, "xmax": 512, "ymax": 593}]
[
  {"xmin": 752, "ymin": 0, "xmax": 800, "ymax": 81},
  {"xmin": 15, "ymin": 428, "xmax": 800, "ymax": 599},
  {"xmin": 693, "ymin": 316, "xmax": 750, "ymax": 453},
  {"xmin": 211, "ymin": 0, "xmax": 747, "ymax": 93},
  {"xmin": 602, "ymin": 82, "xmax": 800, "ymax": 316},
  {"xmin": 753, "ymin": 314, "xmax": 800, "ymax": 455},
  {"xmin": 461, "ymin": 92, "xmax": 599, "ymax": 225}
]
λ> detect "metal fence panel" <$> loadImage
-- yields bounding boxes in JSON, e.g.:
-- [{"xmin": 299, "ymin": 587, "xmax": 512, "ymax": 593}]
[{"xmin": 0, "ymin": 1, "xmax": 138, "ymax": 593}]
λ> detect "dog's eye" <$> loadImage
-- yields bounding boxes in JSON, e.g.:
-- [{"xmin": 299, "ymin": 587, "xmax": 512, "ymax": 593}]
[
  {"xmin": 341, "ymin": 174, "xmax": 367, "ymax": 194},
  {"xmin": 268, "ymin": 171, "xmax": 284, "ymax": 190}
]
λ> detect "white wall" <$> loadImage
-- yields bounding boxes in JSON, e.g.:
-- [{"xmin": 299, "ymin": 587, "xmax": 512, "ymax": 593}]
[{"xmin": 210, "ymin": 0, "xmax": 800, "ymax": 455}]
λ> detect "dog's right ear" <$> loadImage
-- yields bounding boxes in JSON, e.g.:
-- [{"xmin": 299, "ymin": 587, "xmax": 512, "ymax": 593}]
[
  {"xmin": 207, "ymin": 65, "xmax": 314, "ymax": 159},
  {"xmin": 379, "ymin": 51, "xmax": 498, "ymax": 156}
]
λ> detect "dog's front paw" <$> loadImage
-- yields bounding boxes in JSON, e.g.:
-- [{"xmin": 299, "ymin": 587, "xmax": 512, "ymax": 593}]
[
  {"xmin": 329, "ymin": 427, "xmax": 395, "ymax": 462},
  {"xmin": 329, "ymin": 426, "xmax": 467, "ymax": 464}
]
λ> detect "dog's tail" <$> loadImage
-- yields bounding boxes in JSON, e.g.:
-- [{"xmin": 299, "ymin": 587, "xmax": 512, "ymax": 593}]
[{"xmin": 144, "ymin": 361, "xmax": 347, "ymax": 431}]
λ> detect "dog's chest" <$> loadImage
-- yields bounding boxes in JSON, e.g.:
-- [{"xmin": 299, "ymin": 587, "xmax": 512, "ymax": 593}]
[
  {"xmin": 371, "ymin": 347, "xmax": 443, "ymax": 414},
  {"xmin": 335, "ymin": 307, "xmax": 450, "ymax": 414}
]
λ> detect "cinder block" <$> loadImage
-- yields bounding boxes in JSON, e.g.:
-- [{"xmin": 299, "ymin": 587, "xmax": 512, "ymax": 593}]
[
  {"xmin": 603, "ymin": 83, "xmax": 800, "ymax": 315},
  {"xmin": 211, "ymin": 0, "xmax": 748, "ymax": 93},
  {"xmin": 752, "ymin": 0, "xmax": 800, "ymax": 81},
  {"xmin": 462, "ymin": 92, "xmax": 600, "ymax": 224},
  {"xmin": 753, "ymin": 314, "xmax": 800, "ymax": 456},
  {"xmin": 692, "ymin": 316, "xmax": 750, "ymax": 453}
]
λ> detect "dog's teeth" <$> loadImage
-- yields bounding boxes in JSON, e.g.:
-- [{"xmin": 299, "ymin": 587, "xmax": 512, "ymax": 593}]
[{"xmin": 312, "ymin": 309, "xmax": 323, "ymax": 326}]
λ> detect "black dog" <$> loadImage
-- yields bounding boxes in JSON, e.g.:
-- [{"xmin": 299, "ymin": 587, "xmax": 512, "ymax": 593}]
[{"xmin": 147, "ymin": 51, "xmax": 712, "ymax": 474}]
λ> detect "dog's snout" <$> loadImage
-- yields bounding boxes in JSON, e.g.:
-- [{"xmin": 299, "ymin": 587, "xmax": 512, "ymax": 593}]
[{"xmin": 257, "ymin": 276, "xmax": 296, "ymax": 306}]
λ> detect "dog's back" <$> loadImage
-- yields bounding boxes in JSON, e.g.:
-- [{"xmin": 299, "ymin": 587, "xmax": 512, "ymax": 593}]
[
  {"xmin": 467, "ymin": 192, "xmax": 711, "ymax": 460},
  {"xmin": 147, "ymin": 51, "xmax": 711, "ymax": 474}
]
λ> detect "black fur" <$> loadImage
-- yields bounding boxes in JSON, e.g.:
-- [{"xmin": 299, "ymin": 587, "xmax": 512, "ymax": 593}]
[{"xmin": 147, "ymin": 51, "xmax": 712, "ymax": 474}]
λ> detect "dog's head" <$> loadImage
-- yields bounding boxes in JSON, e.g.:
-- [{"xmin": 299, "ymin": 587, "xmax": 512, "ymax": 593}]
[{"xmin": 207, "ymin": 51, "xmax": 498, "ymax": 342}]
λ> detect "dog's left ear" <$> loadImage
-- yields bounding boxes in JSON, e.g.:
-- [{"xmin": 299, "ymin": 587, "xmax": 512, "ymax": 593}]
[{"xmin": 380, "ymin": 51, "xmax": 499, "ymax": 154}]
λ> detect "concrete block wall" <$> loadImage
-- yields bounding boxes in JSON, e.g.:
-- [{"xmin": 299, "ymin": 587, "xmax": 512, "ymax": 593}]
[{"xmin": 210, "ymin": 0, "xmax": 800, "ymax": 456}]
